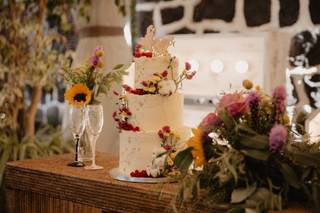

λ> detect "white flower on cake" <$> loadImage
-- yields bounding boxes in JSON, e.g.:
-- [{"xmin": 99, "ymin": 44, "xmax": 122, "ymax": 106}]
[
  {"xmin": 158, "ymin": 79, "xmax": 176, "ymax": 96},
  {"xmin": 147, "ymin": 147, "xmax": 167, "ymax": 177}
]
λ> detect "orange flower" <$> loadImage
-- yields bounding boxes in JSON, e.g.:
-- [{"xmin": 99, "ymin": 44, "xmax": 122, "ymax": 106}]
[
  {"xmin": 187, "ymin": 128, "xmax": 205, "ymax": 167},
  {"xmin": 64, "ymin": 84, "xmax": 92, "ymax": 106}
]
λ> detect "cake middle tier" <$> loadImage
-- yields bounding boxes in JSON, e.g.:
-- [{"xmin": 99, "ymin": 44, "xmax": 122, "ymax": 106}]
[
  {"xmin": 134, "ymin": 55, "xmax": 178, "ymax": 88},
  {"xmin": 127, "ymin": 93, "xmax": 183, "ymax": 132}
]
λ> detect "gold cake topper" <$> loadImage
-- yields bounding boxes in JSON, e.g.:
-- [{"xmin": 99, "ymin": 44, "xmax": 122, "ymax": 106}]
[{"xmin": 139, "ymin": 25, "xmax": 174, "ymax": 56}]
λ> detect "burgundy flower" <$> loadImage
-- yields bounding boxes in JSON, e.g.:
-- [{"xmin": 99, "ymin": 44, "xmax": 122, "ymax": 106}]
[
  {"xmin": 186, "ymin": 71, "xmax": 196, "ymax": 80},
  {"xmin": 269, "ymin": 124, "xmax": 287, "ymax": 152},
  {"xmin": 161, "ymin": 70, "xmax": 168, "ymax": 78},
  {"xmin": 199, "ymin": 113, "xmax": 220, "ymax": 128},
  {"xmin": 158, "ymin": 130, "xmax": 164, "ymax": 139},
  {"xmin": 130, "ymin": 170, "xmax": 149, "ymax": 177},
  {"xmin": 163, "ymin": 144, "xmax": 172, "ymax": 151},
  {"xmin": 185, "ymin": 62, "xmax": 191, "ymax": 70},
  {"xmin": 122, "ymin": 84, "xmax": 132, "ymax": 92},
  {"xmin": 162, "ymin": 126, "xmax": 171, "ymax": 133}
]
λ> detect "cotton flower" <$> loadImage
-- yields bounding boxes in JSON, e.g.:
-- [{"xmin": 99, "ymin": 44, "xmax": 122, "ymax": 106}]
[
  {"xmin": 158, "ymin": 80, "xmax": 176, "ymax": 96},
  {"xmin": 269, "ymin": 124, "xmax": 287, "ymax": 152}
]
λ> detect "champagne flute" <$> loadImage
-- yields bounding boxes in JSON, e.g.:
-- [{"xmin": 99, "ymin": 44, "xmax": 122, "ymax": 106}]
[
  {"xmin": 68, "ymin": 106, "xmax": 86, "ymax": 167},
  {"xmin": 85, "ymin": 104, "xmax": 104, "ymax": 170}
]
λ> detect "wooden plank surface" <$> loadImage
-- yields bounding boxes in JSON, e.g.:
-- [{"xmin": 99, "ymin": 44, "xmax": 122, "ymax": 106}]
[
  {"xmin": 4, "ymin": 153, "xmax": 311, "ymax": 213},
  {"xmin": 4, "ymin": 153, "xmax": 180, "ymax": 213}
]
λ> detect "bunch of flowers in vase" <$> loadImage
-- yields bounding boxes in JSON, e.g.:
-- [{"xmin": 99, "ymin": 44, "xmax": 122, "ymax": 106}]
[
  {"xmin": 174, "ymin": 80, "xmax": 320, "ymax": 212},
  {"xmin": 61, "ymin": 47, "xmax": 127, "ymax": 168}
]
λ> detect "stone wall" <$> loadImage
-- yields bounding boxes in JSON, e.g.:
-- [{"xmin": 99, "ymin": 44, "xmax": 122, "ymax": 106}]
[{"xmin": 136, "ymin": 0, "xmax": 320, "ymax": 36}]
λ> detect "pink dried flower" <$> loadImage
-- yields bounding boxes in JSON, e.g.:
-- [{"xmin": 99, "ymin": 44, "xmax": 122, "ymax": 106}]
[
  {"xmin": 217, "ymin": 93, "xmax": 248, "ymax": 117},
  {"xmin": 269, "ymin": 124, "xmax": 287, "ymax": 152},
  {"xmin": 272, "ymin": 85, "xmax": 287, "ymax": 114}
]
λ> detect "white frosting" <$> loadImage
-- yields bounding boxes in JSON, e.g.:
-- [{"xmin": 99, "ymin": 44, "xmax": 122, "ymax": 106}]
[
  {"xmin": 134, "ymin": 55, "xmax": 178, "ymax": 88},
  {"xmin": 127, "ymin": 93, "xmax": 183, "ymax": 132},
  {"xmin": 119, "ymin": 127, "xmax": 191, "ymax": 176}
]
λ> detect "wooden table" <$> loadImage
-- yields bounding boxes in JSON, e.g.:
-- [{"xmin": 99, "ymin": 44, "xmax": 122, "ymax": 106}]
[
  {"xmin": 4, "ymin": 153, "xmax": 185, "ymax": 213},
  {"xmin": 4, "ymin": 153, "xmax": 310, "ymax": 213}
]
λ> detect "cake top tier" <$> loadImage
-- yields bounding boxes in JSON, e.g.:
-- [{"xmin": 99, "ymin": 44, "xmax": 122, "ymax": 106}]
[{"xmin": 134, "ymin": 25, "xmax": 174, "ymax": 58}]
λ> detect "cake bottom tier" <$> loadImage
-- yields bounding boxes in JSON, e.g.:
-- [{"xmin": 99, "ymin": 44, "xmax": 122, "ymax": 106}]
[{"xmin": 119, "ymin": 127, "xmax": 191, "ymax": 176}]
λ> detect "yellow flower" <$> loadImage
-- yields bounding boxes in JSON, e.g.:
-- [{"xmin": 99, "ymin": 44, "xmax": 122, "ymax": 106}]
[
  {"xmin": 64, "ymin": 84, "xmax": 92, "ymax": 106},
  {"xmin": 167, "ymin": 158, "xmax": 174, "ymax": 166},
  {"xmin": 152, "ymin": 75, "xmax": 162, "ymax": 82},
  {"xmin": 255, "ymin": 85, "xmax": 262, "ymax": 91},
  {"xmin": 97, "ymin": 60, "xmax": 104, "ymax": 68},
  {"xmin": 283, "ymin": 113, "xmax": 290, "ymax": 125},
  {"xmin": 242, "ymin": 80, "xmax": 253, "ymax": 90},
  {"xmin": 95, "ymin": 49, "xmax": 104, "ymax": 57},
  {"xmin": 170, "ymin": 152, "xmax": 176, "ymax": 159},
  {"xmin": 187, "ymin": 128, "xmax": 205, "ymax": 167},
  {"xmin": 145, "ymin": 86, "xmax": 156, "ymax": 93}
]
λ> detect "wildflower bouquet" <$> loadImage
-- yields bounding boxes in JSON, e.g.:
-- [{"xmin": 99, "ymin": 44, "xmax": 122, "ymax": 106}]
[
  {"xmin": 174, "ymin": 81, "xmax": 320, "ymax": 212},
  {"xmin": 61, "ymin": 47, "xmax": 127, "ymax": 106}
]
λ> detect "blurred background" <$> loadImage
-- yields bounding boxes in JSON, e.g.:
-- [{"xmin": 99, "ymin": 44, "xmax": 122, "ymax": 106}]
[{"xmin": 1, "ymin": 1, "xmax": 320, "ymax": 205}]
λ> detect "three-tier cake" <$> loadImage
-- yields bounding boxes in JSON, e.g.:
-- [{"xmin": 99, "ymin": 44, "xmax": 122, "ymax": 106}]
[{"xmin": 113, "ymin": 25, "xmax": 195, "ymax": 178}]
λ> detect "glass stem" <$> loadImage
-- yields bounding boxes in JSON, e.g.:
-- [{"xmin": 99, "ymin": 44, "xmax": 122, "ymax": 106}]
[
  {"xmin": 75, "ymin": 136, "xmax": 80, "ymax": 162},
  {"xmin": 91, "ymin": 136, "xmax": 97, "ymax": 166}
]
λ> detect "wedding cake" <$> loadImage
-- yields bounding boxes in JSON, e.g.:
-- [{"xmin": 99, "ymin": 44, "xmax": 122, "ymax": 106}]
[{"xmin": 113, "ymin": 26, "xmax": 195, "ymax": 178}]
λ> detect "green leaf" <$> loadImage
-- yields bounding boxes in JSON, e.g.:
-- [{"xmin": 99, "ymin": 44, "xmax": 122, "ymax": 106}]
[
  {"xmin": 231, "ymin": 184, "xmax": 257, "ymax": 203},
  {"xmin": 278, "ymin": 162, "xmax": 300, "ymax": 189},
  {"xmin": 241, "ymin": 149, "xmax": 270, "ymax": 161},
  {"xmin": 239, "ymin": 135, "xmax": 269, "ymax": 150},
  {"xmin": 174, "ymin": 147, "xmax": 193, "ymax": 176},
  {"xmin": 218, "ymin": 109, "xmax": 235, "ymax": 129},
  {"xmin": 113, "ymin": 64, "xmax": 124, "ymax": 70}
]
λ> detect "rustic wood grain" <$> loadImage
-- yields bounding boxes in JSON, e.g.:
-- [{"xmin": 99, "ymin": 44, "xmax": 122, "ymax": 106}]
[{"xmin": 4, "ymin": 153, "xmax": 311, "ymax": 213}]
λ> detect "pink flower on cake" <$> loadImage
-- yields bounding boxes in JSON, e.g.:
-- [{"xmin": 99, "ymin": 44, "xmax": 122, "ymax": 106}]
[
  {"xmin": 217, "ymin": 93, "xmax": 248, "ymax": 117},
  {"xmin": 269, "ymin": 124, "xmax": 287, "ymax": 152}
]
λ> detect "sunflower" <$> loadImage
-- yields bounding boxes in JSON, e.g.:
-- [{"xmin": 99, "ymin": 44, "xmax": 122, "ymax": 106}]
[
  {"xmin": 64, "ymin": 84, "xmax": 92, "ymax": 106},
  {"xmin": 187, "ymin": 128, "xmax": 205, "ymax": 167}
]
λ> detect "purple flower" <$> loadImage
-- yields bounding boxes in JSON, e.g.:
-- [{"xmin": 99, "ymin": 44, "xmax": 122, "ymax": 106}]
[
  {"xmin": 91, "ymin": 55, "xmax": 99, "ymax": 68},
  {"xmin": 272, "ymin": 85, "xmax": 287, "ymax": 114},
  {"xmin": 269, "ymin": 124, "xmax": 287, "ymax": 152},
  {"xmin": 246, "ymin": 91, "xmax": 261, "ymax": 108}
]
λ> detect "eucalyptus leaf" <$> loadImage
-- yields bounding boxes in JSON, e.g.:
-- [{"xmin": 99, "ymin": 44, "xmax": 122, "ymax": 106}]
[
  {"xmin": 113, "ymin": 64, "xmax": 124, "ymax": 70},
  {"xmin": 231, "ymin": 184, "xmax": 257, "ymax": 203},
  {"xmin": 239, "ymin": 135, "xmax": 268, "ymax": 150},
  {"xmin": 174, "ymin": 147, "xmax": 193, "ymax": 176},
  {"xmin": 278, "ymin": 162, "xmax": 300, "ymax": 189},
  {"xmin": 241, "ymin": 149, "xmax": 270, "ymax": 161}
]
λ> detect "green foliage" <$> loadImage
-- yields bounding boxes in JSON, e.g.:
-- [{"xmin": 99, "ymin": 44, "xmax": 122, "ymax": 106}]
[
  {"xmin": 174, "ymin": 87, "xmax": 320, "ymax": 211},
  {"xmin": 0, "ymin": 126, "xmax": 73, "ymax": 184},
  {"xmin": 61, "ymin": 60, "xmax": 128, "ymax": 104}
]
